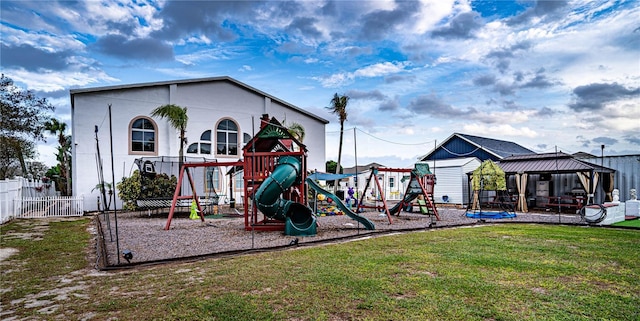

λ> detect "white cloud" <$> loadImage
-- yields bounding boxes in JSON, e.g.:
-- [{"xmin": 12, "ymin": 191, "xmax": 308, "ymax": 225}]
[
  {"xmin": 472, "ymin": 110, "xmax": 535, "ymax": 124},
  {"xmin": 0, "ymin": 25, "xmax": 85, "ymax": 51},
  {"xmin": 175, "ymin": 47, "xmax": 237, "ymax": 65},
  {"xmin": 9, "ymin": 68, "xmax": 117, "ymax": 92},
  {"xmin": 462, "ymin": 123, "xmax": 539, "ymax": 138},
  {"xmin": 413, "ymin": 0, "xmax": 459, "ymax": 34},
  {"xmin": 354, "ymin": 61, "xmax": 411, "ymax": 78},
  {"xmin": 312, "ymin": 72, "xmax": 353, "ymax": 88},
  {"xmin": 314, "ymin": 61, "xmax": 411, "ymax": 88},
  {"xmin": 37, "ymin": 144, "xmax": 59, "ymax": 168}
]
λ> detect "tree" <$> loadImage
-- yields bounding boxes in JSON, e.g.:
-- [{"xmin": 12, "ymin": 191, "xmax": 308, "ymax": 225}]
[
  {"xmin": 45, "ymin": 118, "xmax": 71, "ymax": 195},
  {"xmin": 151, "ymin": 104, "xmax": 189, "ymax": 170},
  {"xmin": 286, "ymin": 122, "xmax": 305, "ymax": 143},
  {"xmin": 284, "ymin": 119, "xmax": 305, "ymax": 152},
  {"xmin": 0, "ymin": 137, "xmax": 34, "ymax": 179},
  {"xmin": 324, "ymin": 160, "xmax": 343, "ymax": 188},
  {"xmin": 326, "ymin": 93, "xmax": 349, "ymax": 191},
  {"xmin": 26, "ymin": 161, "xmax": 48, "ymax": 180},
  {"xmin": 0, "ymin": 75, "xmax": 55, "ymax": 179}
]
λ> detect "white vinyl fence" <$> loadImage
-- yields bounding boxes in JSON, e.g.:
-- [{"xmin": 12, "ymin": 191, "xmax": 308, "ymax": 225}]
[
  {"xmin": 0, "ymin": 177, "xmax": 82, "ymax": 224},
  {"xmin": 15, "ymin": 196, "xmax": 84, "ymax": 218},
  {"xmin": 0, "ymin": 178, "xmax": 22, "ymax": 224}
]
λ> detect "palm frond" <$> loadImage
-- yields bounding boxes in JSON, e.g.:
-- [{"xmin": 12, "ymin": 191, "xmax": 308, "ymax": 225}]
[
  {"xmin": 151, "ymin": 104, "xmax": 188, "ymax": 130},
  {"xmin": 287, "ymin": 122, "xmax": 305, "ymax": 142}
]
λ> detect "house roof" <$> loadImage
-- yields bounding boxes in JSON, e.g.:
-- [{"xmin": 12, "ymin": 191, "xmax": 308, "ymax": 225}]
[
  {"xmin": 455, "ymin": 133, "xmax": 535, "ymax": 158},
  {"xmin": 497, "ymin": 152, "xmax": 615, "ymax": 174},
  {"xmin": 420, "ymin": 133, "xmax": 535, "ymax": 161},
  {"xmin": 342, "ymin": 162, "xmax": 386, "ymax": 174},
  {"xmin": 69, "ymin": 76, "xmax": 329, "ymax": 124},
  {"xmin": 572, "ymin": 151, "xmax": 597, "ymax": 158}
]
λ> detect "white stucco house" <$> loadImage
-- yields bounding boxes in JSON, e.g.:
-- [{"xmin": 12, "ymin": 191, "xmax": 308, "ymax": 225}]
[
  {"xmin": 340, "ymin": 163, "xmax": 411, "ymax": 201},
  {"xmin": 419, "ymin": 157, "xmax": 482, "ymax": 205},
  {"xmin": 70, "ymin": 76, "xmax": 328, "ymax": 212}
]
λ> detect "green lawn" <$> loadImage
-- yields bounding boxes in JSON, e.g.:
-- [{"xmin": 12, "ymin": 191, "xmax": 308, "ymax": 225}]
[
  {"xmin": 613, "ymin": 218, "xmax": 640, "ymax": 228},
  {"xmin": 2, "ymin": 219, "xmax": 639, "ymax": 320}
]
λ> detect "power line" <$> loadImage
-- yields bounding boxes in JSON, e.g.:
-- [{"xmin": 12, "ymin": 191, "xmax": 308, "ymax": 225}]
[
  {"xmin": 327, "ymin": 127, "xmax": 436, "ymax": 146},
  {"xmin": 440, "ymin": 145, "xmax": 481, "ymax": 157}
]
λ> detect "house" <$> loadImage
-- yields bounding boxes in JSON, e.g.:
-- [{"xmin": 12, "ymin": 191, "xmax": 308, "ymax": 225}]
[
  {"xmin": 420, "ymin": 133, "xmax": 535, "ymax": 162},
  {"xmin": 418, "ymin": 133, "xmax": 534, "ymax": 205},
  {"xmin": 70, "ymin": 76, "xmax": 328, "ymax": 211},
  {"xmin": 419, "ymin": 157, "xmax": 481, "ymax": 205},
  {"xmin": 339, "ymin": 163, "xmax": 409, "ymax": 201}
]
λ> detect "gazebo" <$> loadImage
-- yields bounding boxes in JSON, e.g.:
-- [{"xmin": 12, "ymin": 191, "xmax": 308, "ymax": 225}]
[{"xmin": 497, "ymin": 153, "xmax": 615, "ymax": 212}]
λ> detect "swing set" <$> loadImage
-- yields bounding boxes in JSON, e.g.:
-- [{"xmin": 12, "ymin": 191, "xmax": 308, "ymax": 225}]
[
  {"xmin": 163, "ymin": 160, "xmax": 243, "ymax": 230},
  {"xmin": 356, "ymin": 164, "xmax": 439, "ymax": 224}
]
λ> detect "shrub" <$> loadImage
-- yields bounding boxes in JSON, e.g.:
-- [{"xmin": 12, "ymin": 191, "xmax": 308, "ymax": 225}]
[{"xmin": 117, "ymin": 170, "xmax": 177, "ymax": 210}]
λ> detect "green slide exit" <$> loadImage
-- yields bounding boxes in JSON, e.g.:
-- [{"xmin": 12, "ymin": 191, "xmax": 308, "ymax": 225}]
[
  {"xmin": 253, "ymin": 156, "xmax": 317, "ymax": 236},
  {"xmin": 306, "ymin": 178, "xmax": 375, "ymax": 230}
]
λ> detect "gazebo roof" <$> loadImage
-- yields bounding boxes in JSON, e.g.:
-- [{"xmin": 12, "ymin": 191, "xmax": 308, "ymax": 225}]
[{"xmin": 497, "ymin": 152, "xmax": 615, "ymax": 174}]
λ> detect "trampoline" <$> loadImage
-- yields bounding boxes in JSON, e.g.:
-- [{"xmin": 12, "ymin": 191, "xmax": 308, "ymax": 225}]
[{"xmin": 465, "ymin": 210, "xmax": 516, "ymax": 219}]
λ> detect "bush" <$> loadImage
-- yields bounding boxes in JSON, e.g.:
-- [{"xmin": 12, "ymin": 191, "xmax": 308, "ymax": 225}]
[{"xmin": 117, "ymin": 170, "xmax": 177, "ymax": 210}]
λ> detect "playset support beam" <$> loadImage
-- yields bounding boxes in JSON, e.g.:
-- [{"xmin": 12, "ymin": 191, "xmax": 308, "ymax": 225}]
[{"xmin": 164, "ymin": 161, "xmax": 244, "ymax": 230}]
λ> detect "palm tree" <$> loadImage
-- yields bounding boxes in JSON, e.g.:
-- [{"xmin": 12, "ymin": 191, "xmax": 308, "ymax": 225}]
[
  {"xmin": 286, "ymin": 122, "xmax": 305, "ymax": 143},
  {"xmin": 284, "ymin": 120, "xmax": 305, "ymax": 152},
  {"xmin": 151, "ymin": 104, "xmax": 189, "ymax": 171},
  {"xmin": 326, "ymin": 93, "xmax": 349, "ymax": 191},
  {"xmin": 45, "ymin": 118, "xmax": 71, "ymax": 195}
]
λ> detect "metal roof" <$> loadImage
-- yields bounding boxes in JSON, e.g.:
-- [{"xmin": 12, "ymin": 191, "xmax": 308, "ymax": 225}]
[
  {"xmin": 456, "ymin": 133, "xmax": 535, "ymax": 158},
  {"xmin": 497, "ymin": 152, "xmax": 615, "ymax": 174},
  {"xmin": 419, "ymin": 133, "xmax": 535, "ymax": 161}
]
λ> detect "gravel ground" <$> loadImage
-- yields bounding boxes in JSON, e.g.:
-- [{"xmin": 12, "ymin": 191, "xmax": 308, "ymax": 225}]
[{"xmin": 97, "ymin": 206, "xmax": 584, "ymax": 267}]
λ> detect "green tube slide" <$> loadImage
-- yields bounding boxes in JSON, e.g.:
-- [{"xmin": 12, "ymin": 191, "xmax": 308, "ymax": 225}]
[
  {"xmin": 254, "ymin": 156, "xmax": 317, "ymax": 236},
  {"xmin": 306, "ymin": 178, "xmax": 375, "ymax": 230}
]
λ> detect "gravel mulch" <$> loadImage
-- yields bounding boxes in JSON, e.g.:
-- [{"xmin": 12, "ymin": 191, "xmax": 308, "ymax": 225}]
[{"xmin": 96, "ymin": 206, "xmax": 584, "ymax": 267}]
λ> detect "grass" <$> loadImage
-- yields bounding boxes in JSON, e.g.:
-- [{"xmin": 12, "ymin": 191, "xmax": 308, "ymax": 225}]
[
  {"xmin": 613, "ymin": 218, "xmax": 640, "ymax": 228},
  {"xmin": 1, "ymin": 219, "xmax": 639, "ymax": 320}
]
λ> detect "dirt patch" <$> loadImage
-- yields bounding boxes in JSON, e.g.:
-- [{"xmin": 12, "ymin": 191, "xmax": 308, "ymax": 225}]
[
  {"xmin": 1, "ymin": 217, "xmax": 99, "ymax": 320},
  {"xmin": 0, "ymin": 248, "xmax": 19, "ymax": 262}
]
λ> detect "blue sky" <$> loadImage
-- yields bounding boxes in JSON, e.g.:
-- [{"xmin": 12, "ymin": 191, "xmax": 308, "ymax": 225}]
[{"xmin": 1, "ymin": 0, "xmax": 639, "ymax": 168}]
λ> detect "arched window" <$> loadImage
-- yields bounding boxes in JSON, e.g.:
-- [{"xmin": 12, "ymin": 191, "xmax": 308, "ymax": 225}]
[
  {"xmin": 187, "ymin": 130, "xmax": 213, "ymax": 155},
  {"xmin": 216, "ymin": 119, "xmax": 238, "ymax": 156},
  {"xmin": 187, "ymin": 143, "xmax": 199, "ymax": 154},
  {"xmin": 200, "ymin": 130, "xmax": 211, "ymax": 154},
  {"xmin": 129, "ymin": 117, "xmax": 157, "ymax": 155}
]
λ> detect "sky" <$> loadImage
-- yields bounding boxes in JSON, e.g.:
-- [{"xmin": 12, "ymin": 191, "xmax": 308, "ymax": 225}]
[{"xmin": 1, "ymin": 0, "xmax": 639, "ymax": 169}]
